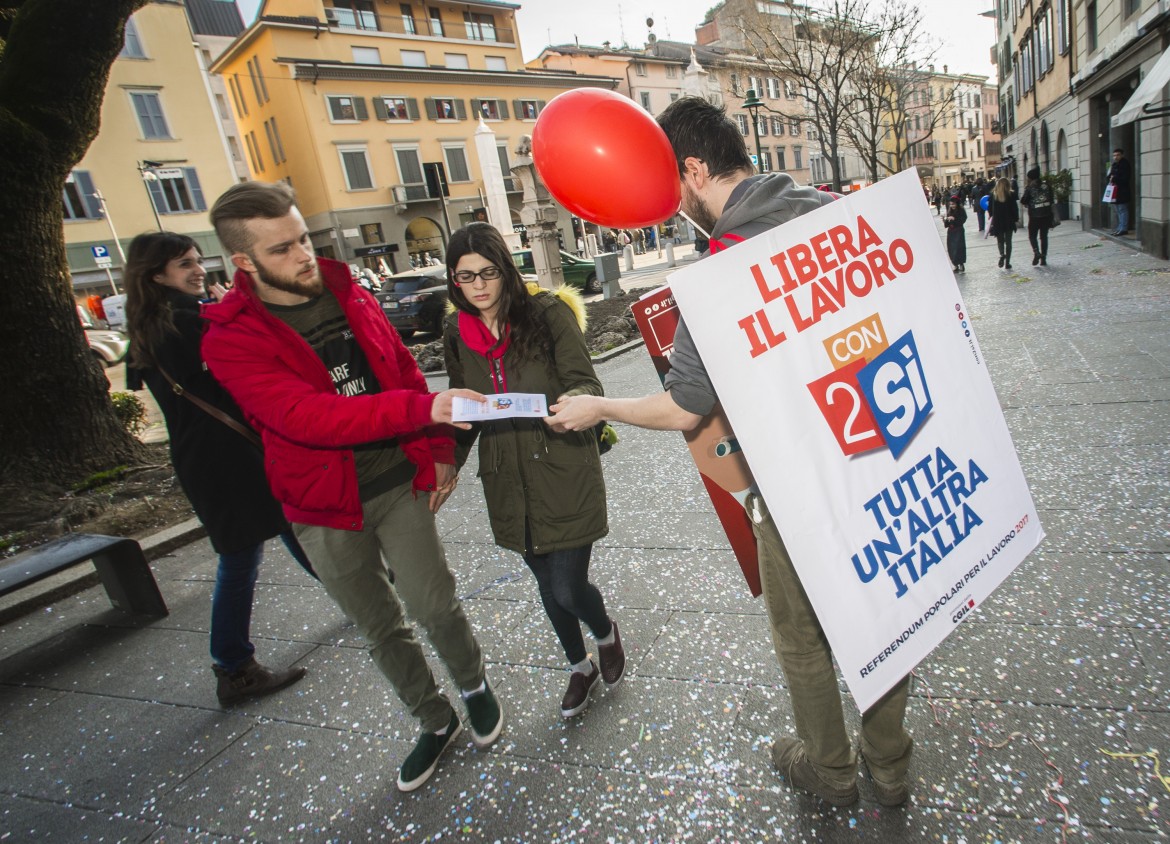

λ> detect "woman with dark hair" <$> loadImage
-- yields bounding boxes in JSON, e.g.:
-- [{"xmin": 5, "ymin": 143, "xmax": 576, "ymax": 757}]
[
  {"xmin": 124, "ymin": 231, "xmax": 311, "ymax": 706},
  {"xmin": 988, "ymin": 177, "xmax": 1020, "ymax": 270},
  {"xmin": 443, "ymin": 222, "xmax": 625, "ymax": 719}
]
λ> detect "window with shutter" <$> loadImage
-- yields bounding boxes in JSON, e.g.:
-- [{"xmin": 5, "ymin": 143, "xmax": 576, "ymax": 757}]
[
  {"xmin": 339, "ymin": 147, "xmax": 374, "ymax": 190},
  {"xmin": 129, "ymin": 91, "xmax": 170, "ymax": 139},
  {"xmin": 444, "ymin": 146, "xmax": 470, "ymax": 182}
]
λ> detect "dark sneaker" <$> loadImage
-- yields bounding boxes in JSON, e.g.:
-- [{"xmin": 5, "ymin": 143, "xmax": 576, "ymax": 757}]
[
  {"xmin": 464, "ymin": 680, "xmax": 503, "ymax": 748},
  {"xmin": 213, "ymin": 657, "xmax": 306, "ymax": 705},
  {"xmin": 771, "ymin": 737, "xmax": 859, "ymax": 806},
  {"xmin": 397, "ymin": 710, "xmax": 462, "ymax": 793},
  {"xmin": 861, "ymin": 752, "xmax": 910, "ymax": 806},
  {"xmin": 560, "ymin": 662, "xmax": 600, "ymax": 718},
  {"xmin": 598, "ymin": 619, "xmax": 626, "ymax": 686}
]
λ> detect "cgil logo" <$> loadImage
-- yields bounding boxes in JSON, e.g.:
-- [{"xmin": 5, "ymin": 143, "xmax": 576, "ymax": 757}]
[{"xmin": 952, "ymin": 596, "xmax": 976, "ymax": 624}]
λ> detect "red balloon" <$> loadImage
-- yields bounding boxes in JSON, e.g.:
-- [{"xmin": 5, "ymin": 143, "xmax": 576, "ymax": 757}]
[{"xmin": 532, "ymin": 88, "xmax": 681, "ymax": 229}]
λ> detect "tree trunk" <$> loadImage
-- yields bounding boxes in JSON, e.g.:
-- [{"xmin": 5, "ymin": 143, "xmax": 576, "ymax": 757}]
[{"xmin": 0, "ymin": 0, "xmax": 149, "ymax": 491}]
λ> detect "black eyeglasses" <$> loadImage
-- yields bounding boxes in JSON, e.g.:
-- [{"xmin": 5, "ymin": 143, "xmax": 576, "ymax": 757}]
[{"xmin": 452, "ymin": 266, "xmax": 502, "ymax": 285}]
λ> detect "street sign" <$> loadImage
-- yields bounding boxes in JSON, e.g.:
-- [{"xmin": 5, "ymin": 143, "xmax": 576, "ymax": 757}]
[
  {"xmin": 95, "ymin": 257, "xmax": 113, "ymax": 268},
  {"xmin": 91, "ymin": 245, "xmax": 109, "ymax": 260}
]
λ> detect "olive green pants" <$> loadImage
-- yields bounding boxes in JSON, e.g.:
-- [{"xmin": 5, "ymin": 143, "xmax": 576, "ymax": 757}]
[
  {"xmin": 751, "ymin": 494, "xmax": 913, "ymax": 786},
  {"xmin": 294, "ymin": 483, "xmax": 484, "ymax": 733}
]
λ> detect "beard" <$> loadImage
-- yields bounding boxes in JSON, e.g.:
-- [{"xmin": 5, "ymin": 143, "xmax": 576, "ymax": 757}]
[
  {"xmin": 253, "ymin": 256, "xmax": 323, "ymax": 298},
  {"xmin": 681, "ymin": 182, "xmax": 719, "ymax": 236}
]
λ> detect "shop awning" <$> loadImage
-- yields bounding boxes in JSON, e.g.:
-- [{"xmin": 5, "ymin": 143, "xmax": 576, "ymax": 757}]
[{"xmin": 1112, "ymin": 47, "xmax": 1170, "ymax": 126}]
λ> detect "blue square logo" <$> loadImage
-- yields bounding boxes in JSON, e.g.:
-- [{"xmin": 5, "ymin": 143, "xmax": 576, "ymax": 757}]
[{"xmin": 856, "ymin": 330, "xmax": 932, "ymax": 459}]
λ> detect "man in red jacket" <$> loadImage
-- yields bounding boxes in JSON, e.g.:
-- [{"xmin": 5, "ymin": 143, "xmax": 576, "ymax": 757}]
[{"xmin": 202, "ymin": 181, "xmax": 500, "ymax": 793}]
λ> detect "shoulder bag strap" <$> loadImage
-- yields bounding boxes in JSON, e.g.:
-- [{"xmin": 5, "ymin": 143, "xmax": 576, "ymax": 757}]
[{"xmin": 157, "ymin": 366, "xmax": 262, "ymax": 448}]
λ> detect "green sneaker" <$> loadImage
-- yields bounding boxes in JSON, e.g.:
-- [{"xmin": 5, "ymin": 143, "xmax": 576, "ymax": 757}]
[
  {"xmin": 397, "ymin": 710, "xmax": 462, "ymax": 793},
  {"xmin": 464, "ymin": 679, "xmax": 503, "ymax": 748}
]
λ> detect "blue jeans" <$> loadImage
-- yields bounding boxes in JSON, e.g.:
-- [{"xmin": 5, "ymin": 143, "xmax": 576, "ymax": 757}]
[
  {"xmin": 210, "ymin": 530, "xmax": 312, "ymax": 672},
  {"xmin": 1115, "ymin": 202, "xmax": 1130, "ymax": 233}
]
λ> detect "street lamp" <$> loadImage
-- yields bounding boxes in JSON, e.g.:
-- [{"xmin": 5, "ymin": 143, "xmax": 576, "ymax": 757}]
[
  {"xmin": 744, "ymin": 88, "xmax": 764, "ymax": 172},
  {"xmin": 138, "ymin": 160, "xmax": 164, "ymax": 231}
]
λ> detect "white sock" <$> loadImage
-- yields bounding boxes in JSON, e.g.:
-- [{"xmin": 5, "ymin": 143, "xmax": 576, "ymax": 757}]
[
  {"xmin": 572, "ymin": 658, "xmax": 593, "ymax": 675},
  {"xmin": 461, "ymin": 680, "xmax": 486, "ymax": 700},
  {"xmin": 434, "ymin": 723, "xmax": 449, "ymax": 736},
  {"xmin": 596, "ymin": 626, "xmax": 615, "ymax": 647}
]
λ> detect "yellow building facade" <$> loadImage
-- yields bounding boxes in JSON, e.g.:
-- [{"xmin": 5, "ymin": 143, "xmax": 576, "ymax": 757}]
[
  {"xmin": 65, "ymin": 0, "xmax": 241, "ymax": 295},
  {"xmin": 212, "ymin": 0, "xmax": 618, "ymax": 272}
]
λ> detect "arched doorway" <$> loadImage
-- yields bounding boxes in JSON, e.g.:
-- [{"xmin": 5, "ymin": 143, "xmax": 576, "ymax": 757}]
[
  {"xmin": 405, "ymin": 217, "xmax": 445, "ymax": 267},
  {"xmin": 1039, "ymin": 122, "xmax": 1050, "ymax": 173}
]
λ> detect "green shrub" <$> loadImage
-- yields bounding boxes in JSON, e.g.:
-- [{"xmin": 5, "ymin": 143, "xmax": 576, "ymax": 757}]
[{"xmin": 110, "ymin": 391, "xmax": 147, "ymax": 436}]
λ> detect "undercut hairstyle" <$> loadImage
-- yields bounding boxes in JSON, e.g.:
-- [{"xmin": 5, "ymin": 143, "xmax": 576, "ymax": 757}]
[
  {"xmin": 656, "ymin": 96, "xmax": 754, "ymax": 180},
  {"xmin": 210, "ymin": 180, "xmax": 297, "ymax": 255},
  {"xmin": 445, "ymin": 222, "xmax": 552, "ymax": 364},
  {"xmin": 124, "ymin": 231, "xmax": 200, "ymax": 369}
]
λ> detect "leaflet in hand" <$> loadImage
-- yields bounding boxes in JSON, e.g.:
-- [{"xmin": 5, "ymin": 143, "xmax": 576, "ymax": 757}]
[{"xmin": 452, "ymin": 392, "xmax": 548, "ymax": 421}]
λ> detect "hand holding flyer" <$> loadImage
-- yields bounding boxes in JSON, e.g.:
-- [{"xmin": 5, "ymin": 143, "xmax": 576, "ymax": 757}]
[{"xmin": 452, "ymin": 392, "xmax": 548, "ymax": 422}]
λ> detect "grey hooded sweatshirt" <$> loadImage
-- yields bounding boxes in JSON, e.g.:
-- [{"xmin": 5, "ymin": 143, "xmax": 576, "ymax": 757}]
[{"xmin": 664, "ymin": 173, "xmax": 835, "ymax": 416}]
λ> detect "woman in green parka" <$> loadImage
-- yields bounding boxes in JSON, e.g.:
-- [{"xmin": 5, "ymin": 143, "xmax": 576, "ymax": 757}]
[{"xmin": 443, "ymin": 223, "xmax": 625, "ymax": 720}]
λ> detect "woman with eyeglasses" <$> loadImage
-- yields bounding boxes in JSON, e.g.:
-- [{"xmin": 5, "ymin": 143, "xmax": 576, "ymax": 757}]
[{"xmin": 443, "ymin": 222, "xmax": 625, "ymax": 720}]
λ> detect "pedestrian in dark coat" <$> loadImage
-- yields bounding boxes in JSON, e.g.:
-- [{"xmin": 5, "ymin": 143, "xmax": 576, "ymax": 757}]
[
  {"xmin": 124, "ymin": 231, "xmax": 312, "ymax": 706},
  {"xmin": 444, "ymin": 222, "xmax": 626, "ymax": 721},
  {"xmin": 1108, "ymin": 148, "xmax": 1132, "ymax": 236},
  {"xmin": 944, "ymin": 196, "xmax": 967, "ymax": 272},
  {"xmin": 987, "ymin": 177, "xmax": 1020, "ymax": 270},
  {"xmin": 1020, "ymin": 167, "xmax": 1055, "ymax": 265}
]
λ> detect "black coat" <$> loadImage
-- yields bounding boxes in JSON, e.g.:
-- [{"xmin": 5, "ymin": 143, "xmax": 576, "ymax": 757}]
[
  {"xmin": 988, "ymin": 192, "xmax": 1020, "ymax": 233},
  {"xmin": 130, "ymin": 289, "xmax": 287, "ymax": 554},
  {"xmin": 1109, "ymin": 156, "xmax": 1132, "ymax": 204},
  {"xmin": 944, "ymin": 205, "xmax": 967, "ymax": 264}
]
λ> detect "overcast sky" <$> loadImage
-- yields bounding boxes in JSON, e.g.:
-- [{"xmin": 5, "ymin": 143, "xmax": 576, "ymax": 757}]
[{"xmin": 235, "ymin": 1, "xmax": 998, "ymax": 81}]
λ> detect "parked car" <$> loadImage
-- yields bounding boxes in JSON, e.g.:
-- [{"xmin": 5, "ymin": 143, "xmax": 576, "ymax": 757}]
[
  {"xmin": 375, "ymin": 265, "xmax": 448, "ymax": 339},
  {"xmin": 511, "ymin": 249, "xmax": 602, "ymax": 294},
  {"xmin": 86, "ymin": 328, "xmax": 130, "ymax": 367},
  {"xmin": 78, "ymin": 304, "xmax": 129, "ymax": 367}
]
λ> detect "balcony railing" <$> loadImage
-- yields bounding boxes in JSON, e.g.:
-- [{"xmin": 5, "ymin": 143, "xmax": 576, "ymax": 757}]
[
  {"xmin": 392, "ymin": 184, "xmax": 434, "ymax": 203},
  {"xmin": 324, "ymin": 5, "xmax": 515, "ymax": 44}
]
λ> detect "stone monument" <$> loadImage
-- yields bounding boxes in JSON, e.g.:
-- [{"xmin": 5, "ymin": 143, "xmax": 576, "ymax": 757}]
[{"xmin": 510, "ymin": 135, "xmax": 564, "ymax": 289}]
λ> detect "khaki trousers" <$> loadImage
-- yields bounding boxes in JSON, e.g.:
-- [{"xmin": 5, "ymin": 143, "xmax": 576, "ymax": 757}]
[
  {"xmin": 752, "ymin": 495, "xmax": 913, "ymax": 786},
  {"xmin": 294, "ymin": 483, "xmax": 484, "ymax": 732}
]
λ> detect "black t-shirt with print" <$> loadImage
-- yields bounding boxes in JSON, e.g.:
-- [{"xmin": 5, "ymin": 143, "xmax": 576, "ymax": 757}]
[{"xmin": 267, "ymin": 290, "xmax": 412, "ymax": 500}]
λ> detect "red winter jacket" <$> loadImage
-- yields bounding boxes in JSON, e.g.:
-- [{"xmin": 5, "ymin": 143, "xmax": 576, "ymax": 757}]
[{"xmin": 201, "ymin": 257, "xmax": 454, "ymax": 531}]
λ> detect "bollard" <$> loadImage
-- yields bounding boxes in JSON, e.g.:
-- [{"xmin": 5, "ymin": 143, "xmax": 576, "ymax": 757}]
[
  {"xmin": 665, "ymin": 241, "xmax": 676, "ymax": 267},
  {"xmin": 623, "ymin": 245, "xmax": 634, "ymax": 271}
]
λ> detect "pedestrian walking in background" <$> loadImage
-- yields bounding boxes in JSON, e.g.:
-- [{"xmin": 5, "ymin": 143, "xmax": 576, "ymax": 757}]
[
  {"xmin": 546, "ymin": 97, "xmax": 914, "ymax": 809},
  {"xmin": 443, "ymin": 222, "xmax": 625, "ymax": 720},
  {"xmin": 944, "ymin": 195, "xmax": 967, "ymax": 272},
  {"xmin": 1107, "ymin": 148, "xmax": 1132, "ymax": 236},
  {"xmin": 973, "ymin": 179, "xmax": 988, "ymax": 232},
  {"xmin": 988, "ymin": 177, "xmax": 1020, "ymax": 270},
  {"xmin": 202, "ymin": 181, "xmax": 502, "ymax": 794},
  {"xmin": 933, "ymin": 187, "xmax": 943, "ymax": 216},
  {"xmin": 1021, "ymin": 167, "xmax": 1055, "ymax": 266},
  {"xmin": 124, "ymin": 231, "xmax": 313, "ymax": 706}
]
